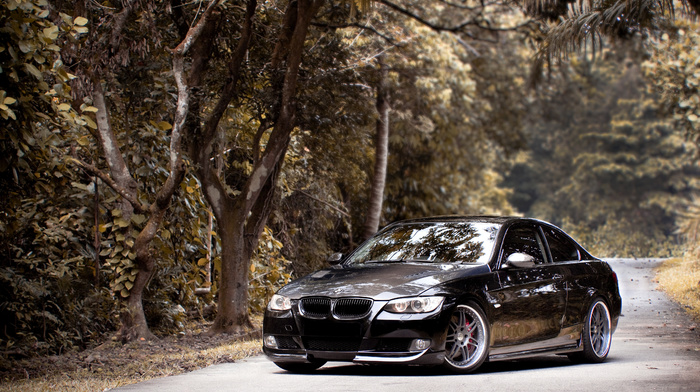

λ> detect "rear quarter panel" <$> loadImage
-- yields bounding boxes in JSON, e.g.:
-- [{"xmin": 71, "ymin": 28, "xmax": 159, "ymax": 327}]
[{"xmin": 562, "ymin": 259, "xmax": 621, "ymax": 331}]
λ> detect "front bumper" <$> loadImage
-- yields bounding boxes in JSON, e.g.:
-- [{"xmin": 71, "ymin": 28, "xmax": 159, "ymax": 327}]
[{"xmin": 262, "ymin": 299, "xmax": 453, "ymax": 366}]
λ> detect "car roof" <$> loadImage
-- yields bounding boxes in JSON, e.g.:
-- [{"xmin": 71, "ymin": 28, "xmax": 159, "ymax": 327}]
[
  {"xmin": 387, "ymin": 215, "xmax": 523, "ymax": 226},
  {"xmin": 381, "ymin": 215, "xmax": 595, "ymax": 261}
]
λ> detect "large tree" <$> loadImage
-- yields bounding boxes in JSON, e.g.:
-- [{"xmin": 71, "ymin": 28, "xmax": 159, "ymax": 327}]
[
  {"xmin": 172, "ymin": 0, "xmax": 326, "ymax": 333},
  {"xmin": 58, "ymin": 0, "xmax": 222, "ymax": 341}
]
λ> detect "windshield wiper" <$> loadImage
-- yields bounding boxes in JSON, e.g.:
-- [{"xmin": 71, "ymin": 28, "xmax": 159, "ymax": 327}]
[{"xmin": 401, "ymin": 258, "xmax": 437, "ymax": 263}]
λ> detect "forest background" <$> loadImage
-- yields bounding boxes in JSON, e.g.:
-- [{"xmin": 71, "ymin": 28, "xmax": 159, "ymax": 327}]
[{"xmin": 1, "ymin": 0, "xmax": 700, "ymax": 377}]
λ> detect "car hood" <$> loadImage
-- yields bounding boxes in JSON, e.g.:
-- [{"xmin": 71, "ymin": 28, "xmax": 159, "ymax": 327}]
[{"xmin": 278, "ymin": 262, "xmax": 491, "ymax": 301}]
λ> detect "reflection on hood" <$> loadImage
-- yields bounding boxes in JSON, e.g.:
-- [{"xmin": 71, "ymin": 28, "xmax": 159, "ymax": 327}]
[{"xmin": 279, "ymin": 262, "xmax": 490, "ymax": 301}]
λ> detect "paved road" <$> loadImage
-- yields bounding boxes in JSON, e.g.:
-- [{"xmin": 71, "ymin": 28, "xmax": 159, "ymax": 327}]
[{"xmin": 113, "ymin": 258, "xmax": 700, "ymax": 392}]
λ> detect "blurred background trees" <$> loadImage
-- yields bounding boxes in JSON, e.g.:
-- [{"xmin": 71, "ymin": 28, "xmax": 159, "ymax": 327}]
[
  {"xmin": 1, "ymin": 0, "xmax": 699, "ymax": 359},
  {"xmin": 504, "ymin": 47, "xmax": 700, "ymax": 257}
]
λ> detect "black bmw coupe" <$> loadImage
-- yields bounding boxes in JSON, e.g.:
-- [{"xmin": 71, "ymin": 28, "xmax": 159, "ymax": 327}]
[{"xmin": 263, "ymin": 216, "xmax": 621, "ymax": 373}]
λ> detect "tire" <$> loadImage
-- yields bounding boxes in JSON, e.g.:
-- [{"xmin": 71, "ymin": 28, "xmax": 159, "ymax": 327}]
[
  {"xmin": 569, "ymin": 298, "xmax": 612, "ymax": 363},
  {"xmin": 442, "ymin": 302, "xmax": 490, "ymax": 373},
  {"xmin": 273, "ymin": 360, "xmax": 326, "ymax": 373}
]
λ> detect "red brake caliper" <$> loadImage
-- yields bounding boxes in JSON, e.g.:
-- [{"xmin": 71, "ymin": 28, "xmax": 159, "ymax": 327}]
[{"xmin": 466, "ymin": 318, "xmax": 473, "ymax": 351}]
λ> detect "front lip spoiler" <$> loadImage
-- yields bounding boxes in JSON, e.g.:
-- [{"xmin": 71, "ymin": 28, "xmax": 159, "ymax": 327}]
[
  {"xmin": 353, "ymin": 349, "xmax": 429, "ymax": 363},
  {"xmin": 265, "ymin": 352, "xmax": 310, "ymax": 362}
]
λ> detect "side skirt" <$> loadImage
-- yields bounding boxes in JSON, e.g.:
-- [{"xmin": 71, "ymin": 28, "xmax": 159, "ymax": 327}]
[{"xmin": 488, "ymin": 343, "xmax": 581, "ymax": 362}]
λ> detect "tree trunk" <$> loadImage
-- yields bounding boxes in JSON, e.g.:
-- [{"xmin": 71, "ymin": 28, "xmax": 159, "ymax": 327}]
[
  {"xmin": 92, "ymin": 81, "xmax": 153, "ymax": 341},
  {"xmin": 362, "ymin": 54, "xmax": 390, "ymax": 241},
  {"xmin": 211, "ymin": 206, "xmax": 255, "ymax": 332},
  {"xmin": 91, "ymin": 81, "xmax": 139, "ymax": 221},
  {"xmin": 204, "ymin": 0, "xmax": 324, "ymax": 334}
]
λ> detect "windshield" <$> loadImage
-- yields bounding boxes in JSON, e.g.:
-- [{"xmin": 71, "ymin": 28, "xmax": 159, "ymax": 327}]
[{"xmin": 346, "ymin": 221, "xmax": 500, "ymax": 265}]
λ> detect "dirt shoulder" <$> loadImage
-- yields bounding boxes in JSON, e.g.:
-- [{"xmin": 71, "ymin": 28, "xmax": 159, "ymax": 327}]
[
  {"xmin": 656, "ymin": 257, "xmax": 700, "ymax": 322},
  {"xmin": 0, "ymin": 322, "xmax": 263, "ymax": 392}
]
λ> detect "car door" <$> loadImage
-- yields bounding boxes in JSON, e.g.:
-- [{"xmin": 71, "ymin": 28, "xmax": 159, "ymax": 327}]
[
  {"xmin": 488, "ymin": 224, "xmax": 567, "ymax": 351},
  {"xmin": 541, "ymin": 224, "xmax": 594, "ymax": 335}
]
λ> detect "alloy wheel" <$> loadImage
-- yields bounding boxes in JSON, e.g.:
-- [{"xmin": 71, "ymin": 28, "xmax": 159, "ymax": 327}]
[
  {"xmin": 589, "ymin": 300, "xmax": 611, "ymax": 358},
  {"xmin": 444, "ymin": 303, "xmax": 489, "ymax": 372}
]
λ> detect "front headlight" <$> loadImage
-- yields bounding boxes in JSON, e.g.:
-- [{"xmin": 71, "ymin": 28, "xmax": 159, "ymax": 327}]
[
  {"xmin": 268, "ymin": 294, "xmax": 291, "ymax": 311},
  {"xmin": 384, "ymin": 296, "xmax": 444, "ymax": 313}
]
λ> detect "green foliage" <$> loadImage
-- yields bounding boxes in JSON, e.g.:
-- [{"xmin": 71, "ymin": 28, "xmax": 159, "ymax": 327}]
[
  {"xmin": 263, "ymin": 1, "xmax": 530, "ymax": 275},
  {"xmin": 643, "ymin": 19, "xmax": 700, "ymax": 148},
  {"xmin": 379, "ymin": 15, "xmax": 528, "ymax": 221},
  {"xmin": 248, "ymin": 227, "xmax": 292, "ymax": 313},
  {"xmin": 506, "ymin": 49, "xmax": 698, "ymax": 257},
  {"xmin": 0, "ymin": 0, "xmax": 116, "ymax": 356},
  {"xmin": 0, "ymin": 124, "xmax": 116, "ymax": 355},
  {"xmin": 0, "ymin": 0, "xmax": 214, "ymax": 351}
]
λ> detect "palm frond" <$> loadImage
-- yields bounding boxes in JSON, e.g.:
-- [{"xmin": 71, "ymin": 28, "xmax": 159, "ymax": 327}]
[{"xmin": 533, "ymin": 0, "xmax": 669, "ymax": 65}]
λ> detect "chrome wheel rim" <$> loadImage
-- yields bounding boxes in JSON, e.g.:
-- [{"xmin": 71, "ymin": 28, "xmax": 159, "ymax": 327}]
[
  {"xmin": 445, "ymin": 305, "xmax": 487, "ymax": 369},
  {"xmin": 589, "ymin": 301, "xmax": 611, "ymax": 358}
]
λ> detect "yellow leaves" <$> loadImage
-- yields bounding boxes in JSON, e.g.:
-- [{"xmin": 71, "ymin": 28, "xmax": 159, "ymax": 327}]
[
  {"xmin": 71, "ymin": 15, "xmax": 89, "ymax": 35},
  {"xmin": 81, "ymin": 115, "xmax": 97, "ymax": 129},
  {"xmin": 182, "ymin": 177, "xmax": 200, "ymax": 194},
  {"xmin": 197, "ymin": 258, "xmax": 209, "ymax": 267},
  {"xmin": 131, "ymin": 214, "xmax": 146, "ymax": 225},
  {"xmin": 57, "ymin": 103, "xmax": 71, "ymax": 111},
  {"xmin": 43, "ymin": 25, "xmax": 59, "ymax": 41},
  {"xmin": 114, "ymin": 218, "xmax": 130, "ymax": 228},
  {"xmin": 25, "ymin": 63, "xmax": 43, "ymax": 80},
  {"xmin": 0, "ymin": 90, "xmax": 17, "ymax": 120},
  {"xmin": 78, "ymin": 104, "xmax": 99, "ymax": 129},
  {"xmin": 149, "ymin": 120, "xmax": 173, "ymax": 131}
]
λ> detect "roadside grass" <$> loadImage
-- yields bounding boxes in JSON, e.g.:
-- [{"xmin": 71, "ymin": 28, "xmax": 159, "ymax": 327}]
[
  {"xmin": 656, "ymin": 257, "xmax": 700, "ymax": 322},
  {"xmin": 1, "ymin": 320, "xmax": 263, "ymax": 392}
]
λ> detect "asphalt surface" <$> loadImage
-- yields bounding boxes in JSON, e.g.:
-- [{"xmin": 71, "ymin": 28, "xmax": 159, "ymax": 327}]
[{"xmin": 112, "ymin": 258, "xmax": 700, "ymax": 392}]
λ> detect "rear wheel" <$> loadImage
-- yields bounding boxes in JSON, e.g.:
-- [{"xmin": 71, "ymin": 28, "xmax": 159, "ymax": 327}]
[
  {"xmin": 273, "ymin": 360, "xmax": 326, "ymax": 373},
  {"xmin": 442, "ymin": 302, "xmax": 489, "ymax": 373},
  {"xmin": 569, "ymin": 298, "xmax": 611, "ymax": 363}
]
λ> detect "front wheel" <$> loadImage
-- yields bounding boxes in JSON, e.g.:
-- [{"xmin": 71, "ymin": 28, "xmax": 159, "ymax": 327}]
[
  {"xmin": 442, "ymin": 302, "xmax": 490, "ymax": 373},
  {"xmin": 569, "ymin": 298, "xmax": 612, "ymax": 363}
]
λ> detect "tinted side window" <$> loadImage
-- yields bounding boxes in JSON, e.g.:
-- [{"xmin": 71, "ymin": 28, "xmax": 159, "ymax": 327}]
[
  {"xmin": 543, "ymin": 227, "xmax": 580, "ymax": 263},
  {"xmin": 501, "ymin": 226, "xmax": 545, "ymax": 265}
]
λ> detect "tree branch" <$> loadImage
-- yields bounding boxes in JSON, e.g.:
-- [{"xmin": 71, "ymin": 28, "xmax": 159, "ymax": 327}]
[
  {"xmin": 68, "ymin": 157, "xmax": 148, "ymax": 213},
  {"xmin": 297, "ymin": 190, "xmax": 350, "ymax": 217},
  {"xmin": 311, "ymin": 21, "xmax": 401, "ymax": 46},
  {"xmin": 377, "ymin": 0, "xmax": 532, "ymax": 35},
  {"xmin": 200, "ymin": 0, "xmax": 258, "ymax": 150}
]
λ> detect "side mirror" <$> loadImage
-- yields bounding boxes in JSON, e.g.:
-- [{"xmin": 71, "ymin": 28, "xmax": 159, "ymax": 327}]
[
  {"xmin": 327, "ymin": 252, "xmax": 344, "ymax": 265},
  {"xmin": 504, "ymin": 252, "xmax": 537, "ymax": 269}
]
